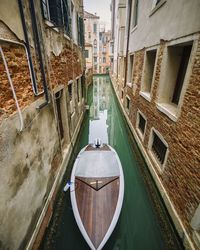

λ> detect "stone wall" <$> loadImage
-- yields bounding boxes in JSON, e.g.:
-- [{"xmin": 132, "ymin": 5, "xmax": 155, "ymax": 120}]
[{"xmin": 114, "ymin": 36, "xmax": 200, "ymax": 248}]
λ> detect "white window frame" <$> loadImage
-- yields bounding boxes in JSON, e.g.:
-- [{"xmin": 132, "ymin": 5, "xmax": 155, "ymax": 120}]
[
  {"xmin": 131, "ymin": 0, "xmax": 139, "ymax": 30},
  {"xmin": 148, "ymin": 128, "xmax": 169, "ymax": 172},
  {"xmin": 127, "ymin": 53, "xmax": 135, "ymax": 87},
  {"xmin": 136, "ymin": 110, "xmax": 147, "ymax": 141},
  {"xmin": 140, "ymin": 47, "xmax": 158, "ymax": 102},
  {"xmin": 156, "ymin": 35, "xmax": 198, "ymax": 122},
  {"xmin": 150, "ymin": 0, "xmax": 167, "ymax": 16}
]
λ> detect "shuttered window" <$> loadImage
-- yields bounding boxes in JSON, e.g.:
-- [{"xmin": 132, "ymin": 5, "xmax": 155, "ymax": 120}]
[
  {"xmin": 41, "ymin": 0, "xmax": 72, "ymax": 37},
  {"xmin": 62, "ymin": 0, "xmax": 71, "ymax": 36},
  {"xmin": 48, "ymin": 0, "xmax": 62, "ymax": 26}
]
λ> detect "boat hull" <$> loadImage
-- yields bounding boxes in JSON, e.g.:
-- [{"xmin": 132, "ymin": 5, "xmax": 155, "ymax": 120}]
[{"xmin": 70, "ymin": 144, "xmax": 124, "ymax": 250}]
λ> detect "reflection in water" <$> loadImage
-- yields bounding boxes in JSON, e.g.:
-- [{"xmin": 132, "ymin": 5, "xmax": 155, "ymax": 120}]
[{"xmin": 89, "ymin": 77, "xmax": 110, "ymax": 144}]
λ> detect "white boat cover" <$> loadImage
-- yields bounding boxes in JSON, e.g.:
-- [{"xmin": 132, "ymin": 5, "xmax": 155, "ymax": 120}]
[{"xmin": 75, "ymin": 151, "xmax": 120, "ymax": 178}]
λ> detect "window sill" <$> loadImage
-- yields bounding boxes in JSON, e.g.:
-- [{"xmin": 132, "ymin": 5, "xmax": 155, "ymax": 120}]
[
  {"xmin": 127, "ymin": 82, "xmax": 132, "ymax": 88},
  {"xmin": 148, "ymin": 149, "xmax": 164, "ymax": 173},
  {"xmin": 139, "ymin": 91, "xmax": 151, "ymax": 102},
  {"xmin": 64, "ymin": 34, "xmax": 70, "ymax": 41},
  {"xmin": 125, "ymin": 108, "xmax": 130, "ymax": 115},
  {"xmin": 136, "ymin": 128, "xmax": 145, "ymax": 142},
  {"xmin": 44, "ymin": 20, "xmax": 59, "ymax": 33},
  {"xmin": 156, "ymin": 102, "xmax": 178, "ymax": 122},
  {"xmin": 193, "ymin": 231, "xmax": 200, "ymax": 249},
  {"xmin": 149, "ymin": 0, "xmax": 167, "ymax": 17},
  {"xmin": 131, "ymin": 25, "xmax": 137, "ymax": 34}
]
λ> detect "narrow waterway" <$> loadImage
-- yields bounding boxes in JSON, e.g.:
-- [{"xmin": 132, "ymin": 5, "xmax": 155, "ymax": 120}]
[{"xmin": 40, "ymin": 75, "xmax": 183, "ymax": 250}]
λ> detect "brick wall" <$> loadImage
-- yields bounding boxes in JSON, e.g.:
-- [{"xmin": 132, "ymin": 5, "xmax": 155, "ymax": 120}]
[
  {"xmin": 49, "ymin": 42, "xmax": 83, "ymax": 90},
  {"xmin": 0, "ymin": 43, "xmax": 34, "ymax": 120},
  {"xmin": 119, "ymin": 38, "xmax": 200, "ymax": 242}
]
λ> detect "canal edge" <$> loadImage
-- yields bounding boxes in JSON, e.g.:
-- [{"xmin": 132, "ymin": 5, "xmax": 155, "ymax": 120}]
[
  {"xmin": 109, "ymin": 74, "xmax": 196, "ymax": 250},
  {"xmin": 25, "ymin": 111, "xmax": 85, "ymax": 250}
]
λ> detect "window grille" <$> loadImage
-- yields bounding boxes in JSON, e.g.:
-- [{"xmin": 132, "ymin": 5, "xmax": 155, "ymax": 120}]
[{"xmin": 152, "ymin": 132, "xmax": 167, "ymax": 165}]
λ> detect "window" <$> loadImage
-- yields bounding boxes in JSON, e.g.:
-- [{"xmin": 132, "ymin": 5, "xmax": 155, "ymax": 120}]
[
  {"xmin": 68, "ymin": 81, "xmax": 74, "ymax": 114},
  {"xmin": 155, "ymin": 0, "xmax": 161, "ymax": 5},
  {"xmin": 55, "ymin": 90, "xmax": 64, "ymax": 139},
  {"xmin": 149, "ymin": 129, "xmax": 168, "ymax": 169},
  {"xmin": 88, "ymin": 32, "xmax": 91, "ymax": 39},
  {"xmin": 93, "ymin": 23, "xmax": 97, "ymax": 33},
  {"xmin": 141, "ymin": 49, "xmax": 157, "ymax": 96},
  {"xmin": 126, "ymin": 96, "xmax": 130, "ymax": 110},
  {"xmin": 158, "ymin": 42, "xmax": 192, "ymax": 108},
  {"xmin": 93, "ymin": 39, "xmax": 97, "ymax": 46},
  {"xmin": 81, "ymin": 76, "xmax": 84, "ymax": 99},
  {"xmin": 137, "ymin": 112, "xmax": 146, "ymax": 135},
  {"xmin": 85, "ymin": 50, "xmax": 89, "ymax": 58},
  {"xmin": 76, "ymin": 79, "xmax": 80, "ymax": 102},
  {"xmin": 41, "ymin": 0, "xmax": 71, "ymax": 36},
  {"xmin": 127, "ymin": 54, "xmax": 134, "ymax": 84},
  {"xmin": 132, "ymin": 0, "xmax": 139, "ymax": 28},
  {"xmin": 77, "ymin": 14, "xmax": 84, "ymax": 47},
  {"xmin": 94, "ymin": 56, "xmax": 97, "ymax": 63},
  {"xmin": 121, "ymin": 90, "xmax": 124, "ymax": 99},
  {"xmin": 172, "ymin": 45, "xmax": 192, "ymax": 104},
  {"xmin": 68, "ymin": 82, "xmax": 72, "ymax": 101},
  {"xmin": 103, "ymin": 57, "xmax": 106, "ymax": 63}
]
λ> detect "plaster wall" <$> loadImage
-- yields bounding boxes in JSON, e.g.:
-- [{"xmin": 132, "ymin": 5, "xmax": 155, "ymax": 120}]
[
  {"xmin": 0, "ymin": 0, "xmax": 24, "ymax": 40},
  {"xmin": 0, "ymin": 100, "xmax": 60, "ymax": 249},
  {"xmin": 129, "ymin": 0, "xmax": 200, "ymax": 52}
]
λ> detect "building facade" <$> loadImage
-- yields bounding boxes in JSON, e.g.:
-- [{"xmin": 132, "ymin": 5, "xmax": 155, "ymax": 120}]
[
  {"xmin": 84, "ymin": 11, "xmax": 100, "ymax": 74},
  {"xmin": 0, "ymin": 0, "xmax": 86, "ymax": 249},
  {"xmin": 84, "ymin": 11, "xmax": 112, "ymax": 74},
  {"xmin": 111, "ymin": 0, "xmax": 200, "ymax": 249}
]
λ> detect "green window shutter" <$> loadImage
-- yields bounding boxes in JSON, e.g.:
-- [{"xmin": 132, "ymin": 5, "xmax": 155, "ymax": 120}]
[
  {"xmin": 41, "ymin": 0, "xmax": 49, "ymax": 19},
  {"xmin": 48, "ymin": 0, "xmax": 62, "ymax": 26},
  {"xmin": 62, "ymin": 0, "xmax": 71, "ymax": 36}
]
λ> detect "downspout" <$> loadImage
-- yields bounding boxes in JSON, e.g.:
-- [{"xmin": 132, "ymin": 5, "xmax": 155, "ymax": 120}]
[
  {"xmin": 124, "ymin": 0, "xmax": 132, "ymax": 87},
  {"xmin": 17, "ymin": 0, "xmax": 43, "ymax": 96},
  {"xmin": 0, "ymin": 46, "xmax": 24, "ymax": 131},
  {"xmin": 29, "ymin": 0, "xmax": 49, "ymax": 109}
]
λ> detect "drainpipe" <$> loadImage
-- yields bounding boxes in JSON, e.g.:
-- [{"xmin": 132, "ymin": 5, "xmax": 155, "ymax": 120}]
[
  {"xmin": 0, "ymin": 46, "xmax": 24, "ymax": 131},
  {"xmin": 29, "ymin": 0, "xmax": 49, "ymax": 109},
  {"xmin": 18, "ymin": 0, "xmax": 43, "ymax": 96},
  {"xmin": 124, "ymin": 0, "xmax": 132, "ymax": 87}
]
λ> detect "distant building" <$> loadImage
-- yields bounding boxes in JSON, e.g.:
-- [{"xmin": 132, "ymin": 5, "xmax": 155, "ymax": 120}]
[
  {"xmin": 84, "ymin": 11, "xmax": 100, "ymax": 74},
  {"xmin": 84, "ymin": 11, "xmax": 111, "ymax": 74},
  {"xmin": 111, "ymin": 0, "xmax": 200, "ymax": 249}
]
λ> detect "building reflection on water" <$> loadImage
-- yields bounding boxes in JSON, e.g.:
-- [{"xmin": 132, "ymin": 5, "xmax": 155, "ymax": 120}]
[{"xmin": 89, "ymin": 76, "xmax": 110, "ymax": 144}]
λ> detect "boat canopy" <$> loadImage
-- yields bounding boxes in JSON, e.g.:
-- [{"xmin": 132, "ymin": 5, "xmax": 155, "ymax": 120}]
[{"xmin": 75, "ymin": 151, "xmax": 120, "ymax": 178}]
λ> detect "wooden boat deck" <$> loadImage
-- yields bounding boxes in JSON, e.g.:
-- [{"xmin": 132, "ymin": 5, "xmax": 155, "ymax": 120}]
[
  {"xmin": 75, "ymin": 176, "xmax": 120, "ymax": 249},
  {"xmin": 85, "ymin": 144, "xmax": 111, "ymax": 151}
]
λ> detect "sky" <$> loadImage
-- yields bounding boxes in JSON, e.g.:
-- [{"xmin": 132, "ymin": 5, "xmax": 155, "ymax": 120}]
[{"xmin": 84, "ymin": 0, "xmax": 111, "ymax": 31}]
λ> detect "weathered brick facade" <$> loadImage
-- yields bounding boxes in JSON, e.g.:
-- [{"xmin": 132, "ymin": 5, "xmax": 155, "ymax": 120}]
[
  {"xmin": 113, "ymin": 36, "xmax": 200, "ymax": 248},
  {"xmin": 0, "ymin": 0, "xmax": 86, "ymax": 249}
]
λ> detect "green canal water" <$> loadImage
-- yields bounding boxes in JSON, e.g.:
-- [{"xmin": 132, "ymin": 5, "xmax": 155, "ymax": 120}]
[{"xmin": 40, "ymin": 75, "xmax": 183, "ymax": 250}]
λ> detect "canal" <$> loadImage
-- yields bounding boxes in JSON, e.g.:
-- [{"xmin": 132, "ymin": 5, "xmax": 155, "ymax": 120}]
[{"xmin": 40, "ymin": 75, "xmax": 183, "ymax": 250}]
